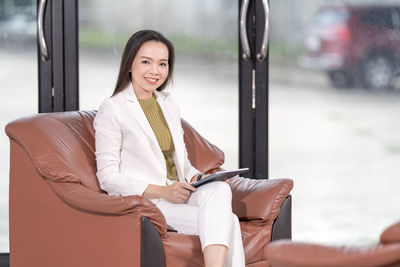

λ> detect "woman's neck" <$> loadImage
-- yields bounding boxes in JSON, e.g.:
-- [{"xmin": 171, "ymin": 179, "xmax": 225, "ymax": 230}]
[{"xmin": 132, "ymin": 85, "xmax": 155, "ymax": 100}]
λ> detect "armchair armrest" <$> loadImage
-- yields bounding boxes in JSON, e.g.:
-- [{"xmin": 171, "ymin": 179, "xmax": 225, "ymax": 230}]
[
  {"xmin": 265, "ymin": 240, "xmax": 400, "ymax": 267},
  {"xmin": 48, "ymin": 181, "xmax": 167, "ymax": 237},
  {"xmin": 228, "ymin": 177, "xmax": 293, "ymax": 225},
  {"xmin": 381, "ymin": 221, "xmax": 400, "ymax": 244}
]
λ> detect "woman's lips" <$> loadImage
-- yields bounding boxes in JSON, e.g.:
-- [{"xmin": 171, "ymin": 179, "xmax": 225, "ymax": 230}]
[{"xmin": 145, "ymin": 77, "xmax": 158, "ymax": 85}]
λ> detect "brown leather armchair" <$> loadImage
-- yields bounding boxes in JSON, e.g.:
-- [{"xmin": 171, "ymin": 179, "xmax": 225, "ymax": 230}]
[
  {"xmin": 6, "ymin": 111, "xmax": 293, "ymax": 267},
  {"xmin": 266, "ymin": 221, "xmax": 400, "ymax": 267}
]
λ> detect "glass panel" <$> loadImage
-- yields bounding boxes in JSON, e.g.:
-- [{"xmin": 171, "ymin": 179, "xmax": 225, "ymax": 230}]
[
  {"xmin": 270, "ymin": 0, "xmax": 400, "ymax": 245},
  {"xmin": 79, "ymin": 0, "xmax": 238, "ymax": 169},
  {"xmin": 0, "ymin": 0, "xmax": 37, "ymax": 252}
]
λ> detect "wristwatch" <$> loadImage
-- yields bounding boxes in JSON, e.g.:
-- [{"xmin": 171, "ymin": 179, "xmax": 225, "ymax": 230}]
[{"xmin": 196, "ymin": 173, "xmax": 204, "ymax": 181}]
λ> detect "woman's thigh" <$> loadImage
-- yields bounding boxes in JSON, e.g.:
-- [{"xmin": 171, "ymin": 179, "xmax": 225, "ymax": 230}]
[
  {"xmin": 156, "ymin": 182, "xmax": 232, "ymax": 235},
  {"xmin": 188, "ymin": 181, "xmax": 232, "ymax": 207},
  {"xmin": 156, "ymin": 200, "xmax": 199, "ymax": 235}
]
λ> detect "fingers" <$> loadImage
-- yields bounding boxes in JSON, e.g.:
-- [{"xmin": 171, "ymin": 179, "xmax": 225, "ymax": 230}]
[
  {"xmin": 176, "ymin": 191, "xmax": 190, "ymax": 200},
  {"xmin": 171, "ymin": 190, "xmax": 190, "ymax": 204},
  {"xmin": 165, "ymin": 182, "xmax": 197, "ymax": 204},
  {"xmin": 174, "ymin": 182, "xmax": 195, "ymax": 192},
  {"xmin": 170, "ymin": 182, "xmax": 193, "ymax": 202},
  {"xmin": 181, "ymin": 182, "xmax": 196, "ymax": 192},
  {"xmin": 176, "ymin": 187, "xmax": 191, "ymax": 198}
]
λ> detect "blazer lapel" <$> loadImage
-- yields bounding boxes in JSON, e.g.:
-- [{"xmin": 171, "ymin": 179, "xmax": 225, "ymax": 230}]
[
  {"xmin": 156, "ymin": 92, "xmax": 185, "ymax": 180},
  {"xmin": 121, "ymin": 85, "xmax": 160, "ymax": 148}
]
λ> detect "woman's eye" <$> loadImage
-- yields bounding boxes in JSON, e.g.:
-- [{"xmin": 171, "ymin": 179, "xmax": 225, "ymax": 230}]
[
  {"xmin": 141, "ymin": 60, "xmax": 150, "ymax": 64},
  {"xmin": 160, "ymin": 63, "xmax": 167, "ymax": 67}
]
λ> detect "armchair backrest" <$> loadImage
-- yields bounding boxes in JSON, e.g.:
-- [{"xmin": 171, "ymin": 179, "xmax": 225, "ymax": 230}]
[{"xmin": 5, "ymin": 111, "xmax": 225, "ymax": 192}]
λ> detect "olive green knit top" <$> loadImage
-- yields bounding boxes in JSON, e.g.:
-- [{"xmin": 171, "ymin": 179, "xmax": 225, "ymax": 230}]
[{"xmin": 138, "ymin": 95, "xmax": 179, "ymax": 181}]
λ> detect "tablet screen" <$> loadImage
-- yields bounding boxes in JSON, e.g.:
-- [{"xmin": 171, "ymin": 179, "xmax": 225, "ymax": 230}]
[{"xmin": 192, "ymin": 168, "xmax": 249, "ymax": 188}]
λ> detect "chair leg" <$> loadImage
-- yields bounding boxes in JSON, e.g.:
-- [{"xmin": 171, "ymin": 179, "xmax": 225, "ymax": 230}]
[
  {"xmin": 141, "ymin": 217, "xmax": 166, "ymax": 267},
  {"xmin": 271, "ymin": 195, "xmax": 292, "ymax": 241}
]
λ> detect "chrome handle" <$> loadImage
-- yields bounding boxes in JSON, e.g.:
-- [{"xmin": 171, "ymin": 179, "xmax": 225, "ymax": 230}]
[
  {"xmin": 38, "ymin": 0, "xmax": 49, "ymax": 61},
  {"xmin": 256, "ymin": 0, "xmax": 269, "ymax": 62},
  {"xmin": 240, "ymin": 0, "xmax": 251, "ymax": 60}
]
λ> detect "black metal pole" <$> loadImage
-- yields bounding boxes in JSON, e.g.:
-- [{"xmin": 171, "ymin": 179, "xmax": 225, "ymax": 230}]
[{"xmin": 38, "ymin": 0, "xmax": 79, "ymax": 113}]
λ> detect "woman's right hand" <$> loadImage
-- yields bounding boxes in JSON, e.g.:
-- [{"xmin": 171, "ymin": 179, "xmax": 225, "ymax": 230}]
[{"xmin": 162, "ymin": 182, "xmax": 196, "ymax": 204}]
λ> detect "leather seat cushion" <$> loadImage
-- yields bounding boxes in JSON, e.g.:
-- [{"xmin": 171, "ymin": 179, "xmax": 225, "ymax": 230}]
[{"xmin": 266, "ymin": 240, "xmax": 400, "ymax": 267}]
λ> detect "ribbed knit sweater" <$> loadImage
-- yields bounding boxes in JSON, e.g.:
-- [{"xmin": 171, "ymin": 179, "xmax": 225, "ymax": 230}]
[{"xmin": 138, "ymin": 95, "xmax": 179, "ymax": 181}]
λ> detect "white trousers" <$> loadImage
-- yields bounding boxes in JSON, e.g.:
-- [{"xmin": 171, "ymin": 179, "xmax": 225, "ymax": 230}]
[{"xmin": 156, "ymin": 181, "xmax": 245, "ymax": 267}]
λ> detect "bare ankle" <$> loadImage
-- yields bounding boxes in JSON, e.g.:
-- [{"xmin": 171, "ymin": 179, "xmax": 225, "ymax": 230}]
[{"xmin": 203, "ymin": 244, "xmax": 228, "ymax": 267}]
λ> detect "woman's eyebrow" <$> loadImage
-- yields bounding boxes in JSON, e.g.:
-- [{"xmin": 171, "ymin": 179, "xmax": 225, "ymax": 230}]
[{"xmin": 141, "ymin": 56, "xmax": 168, "ymax": 61}]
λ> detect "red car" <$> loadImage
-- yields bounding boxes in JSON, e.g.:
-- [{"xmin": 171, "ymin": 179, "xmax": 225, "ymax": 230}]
[{"xmin": 299, "ymin": 5, "xmax": 400, "ymax": 90}]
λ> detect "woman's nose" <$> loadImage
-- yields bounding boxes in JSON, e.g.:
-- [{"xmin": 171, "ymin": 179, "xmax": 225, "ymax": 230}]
[{"xmin": 150, "ymin": 63, "xmax": 160, "ymax": 75}]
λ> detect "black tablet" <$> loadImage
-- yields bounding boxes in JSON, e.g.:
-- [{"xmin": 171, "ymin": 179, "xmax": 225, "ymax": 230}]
[{"xmin": 192, "ymin": 168, "xmax": 249, "ymax": 188}]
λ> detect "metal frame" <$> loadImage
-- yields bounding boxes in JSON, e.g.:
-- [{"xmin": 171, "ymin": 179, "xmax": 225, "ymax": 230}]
[
  {"xmin": 239, "ymin": 0, "xmax": 269, "ymax": 179},
  {"xmin": 64, "ymin": 0, "xmax": 79, "ymax": 111},
  {"xmin": 38, "ymin": 0, "xmax": 79, "ymax": 112},
  {"xmin": 254, "ymin": 0, "xmax": 269, "ymax": 179},
  {"xmin": 239, "ymin": 0, "xmax": 256, "ymax": 179},
  {"xmin": 38, "ymin": 0, "xmax": 52, "ymax": 112}
]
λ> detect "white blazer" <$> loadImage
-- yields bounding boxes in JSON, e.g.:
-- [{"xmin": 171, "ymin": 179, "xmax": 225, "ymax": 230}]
[{"xmin": 94, "ymin": 84, "xmax": 199, "ymax": 198}]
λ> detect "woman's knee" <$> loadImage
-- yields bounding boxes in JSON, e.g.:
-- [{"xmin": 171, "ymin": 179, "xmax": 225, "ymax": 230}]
[
  {"xmin": 212, "ymin": 181, "xmax": 232, "ymax": 199},
  {"xmin": 197, "ymin": 182, "xmax": 232, "ymax": 205}
]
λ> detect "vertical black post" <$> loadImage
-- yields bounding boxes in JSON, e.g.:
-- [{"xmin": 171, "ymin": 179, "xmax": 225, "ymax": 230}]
[
  {"xmin": 239, "ymin": 0, "xmax": 256, "ymax": 178},
  {"xmin": 52, "ymin": 0, "xmax": 64, "ymax": 112},
  {"xmin": 64, "ymin": 0, "xmax": 79, "ymax": 111},
  {"xmin": 38, "ymin": 0, "xmax": 52, "ymax": 113},
  {"xmin": 239, "ymin": 0, "xmax": 269, "ymax": 179},
  {"xmin": 38, "ymin": 0, "xmax": 79, "ymax": 113},
  {"xmin": 254, "ymin": 0, "xmax": 269, "ymax": 179}
]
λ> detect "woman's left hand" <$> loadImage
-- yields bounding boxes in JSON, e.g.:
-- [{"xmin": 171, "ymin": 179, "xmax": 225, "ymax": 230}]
[{"xmin": 190, "ymin": 173, "xmax": 211, "ymax": 184}]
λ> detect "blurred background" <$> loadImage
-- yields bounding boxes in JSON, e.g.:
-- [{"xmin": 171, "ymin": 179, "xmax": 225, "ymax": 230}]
[{"xmin": 1, "ymin": 0, "xmax": 400, "ymax": 253}]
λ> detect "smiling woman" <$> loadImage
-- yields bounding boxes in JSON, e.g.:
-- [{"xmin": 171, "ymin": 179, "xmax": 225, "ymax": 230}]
[
  {"xmin": 112, "ymin": 31, "xmax": 175, "ymax": 98},
  {"xmin": 93, "ymin": 30, "xmax": 245, "ymax": 267},
  {"xmin": 129, "ymin": 41, "xmax": 170, "ymax": 99}
]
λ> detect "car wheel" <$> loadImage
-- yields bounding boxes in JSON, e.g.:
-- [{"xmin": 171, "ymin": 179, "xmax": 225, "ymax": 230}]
[
  {"xmin": 362, "ymin": 54, "xmax": 394, "ymax": 90},
  {"xmin": 328, "ymin": 71, "xmax": 354, "ymax": 88}
]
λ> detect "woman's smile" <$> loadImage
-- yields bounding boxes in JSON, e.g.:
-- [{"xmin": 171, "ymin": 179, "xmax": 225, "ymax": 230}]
[
  {"xmin": 144, "ymin": 77, "xmax": 159, "ymax": 85},
  {"xmin": 130, "ymin": 41, "xmax": 169, "ymax": 99}
]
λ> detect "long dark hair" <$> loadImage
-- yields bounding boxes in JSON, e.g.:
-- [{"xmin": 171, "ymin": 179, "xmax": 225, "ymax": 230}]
[{"xmin": 112, "ymin": 30, "xmax": 175, "ymax": 96}]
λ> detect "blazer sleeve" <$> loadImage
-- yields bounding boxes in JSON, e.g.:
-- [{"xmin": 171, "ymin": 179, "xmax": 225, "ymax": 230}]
[{"xmin": 94, "ymin": 99, "xmax": 149, "ymax": 196}]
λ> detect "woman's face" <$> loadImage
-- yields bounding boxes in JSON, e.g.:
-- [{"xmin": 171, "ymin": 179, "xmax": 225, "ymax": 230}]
[{"xmin": 130, "ymin": 41, "xmax": 169, "ymax": 99}]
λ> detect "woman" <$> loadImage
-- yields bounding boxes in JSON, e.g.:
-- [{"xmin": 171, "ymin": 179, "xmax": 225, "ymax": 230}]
[{"xmin": 94, "ymin": 30, "xmax": 245, "ymax": 267}]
